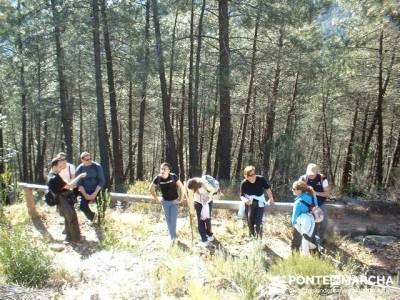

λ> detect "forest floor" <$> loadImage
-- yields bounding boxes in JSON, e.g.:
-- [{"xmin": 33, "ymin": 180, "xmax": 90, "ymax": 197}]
[{"xmin": 1, "ymin": 197, "xmax": 400, "ymax": 300}]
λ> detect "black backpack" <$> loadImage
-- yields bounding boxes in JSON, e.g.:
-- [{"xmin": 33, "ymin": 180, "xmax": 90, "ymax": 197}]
[{"xmin": 44, "ymin": 189, "xmax": 58, "ymax": 206}]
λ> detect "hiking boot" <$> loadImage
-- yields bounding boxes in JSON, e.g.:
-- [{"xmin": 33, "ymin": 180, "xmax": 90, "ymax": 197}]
[{"xmin": 207, "ymin": 235, "xmax": 214, "ymax": 242}]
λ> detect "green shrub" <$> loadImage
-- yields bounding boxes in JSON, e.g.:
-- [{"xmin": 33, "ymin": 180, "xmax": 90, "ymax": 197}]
[
  {"xmin": 269, "ymin": 252, "xmax": 336, "ymax": 282},
  {"xmin": 0, "ymin": 225, "xmax": 53, "ymax": 287},
  {"xmin": 209, "ymin": 243, "xmax": 268, "ymax": 300}
]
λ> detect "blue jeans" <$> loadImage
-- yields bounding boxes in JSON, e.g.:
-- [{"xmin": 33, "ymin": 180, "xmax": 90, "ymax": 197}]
[{"xmin": 162, "ymin": 200, "xmax": 178, "ymax": 240}]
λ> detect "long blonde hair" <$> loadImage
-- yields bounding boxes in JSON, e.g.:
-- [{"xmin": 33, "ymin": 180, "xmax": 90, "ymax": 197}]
[{"xmin": 292, "ymin": 180, "xmax": 313, "ymax": 195}]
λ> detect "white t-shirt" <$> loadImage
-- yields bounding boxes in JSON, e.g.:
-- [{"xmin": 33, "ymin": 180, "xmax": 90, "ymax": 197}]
[{"xmin": 59, "ymin": 163, "xmax": 76, "ymax": 184}]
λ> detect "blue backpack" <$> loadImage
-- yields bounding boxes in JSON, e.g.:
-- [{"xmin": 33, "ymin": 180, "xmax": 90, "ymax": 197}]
[{"xmin": 201, "ymin": 175, "xmax": 220, "ymax": 194}]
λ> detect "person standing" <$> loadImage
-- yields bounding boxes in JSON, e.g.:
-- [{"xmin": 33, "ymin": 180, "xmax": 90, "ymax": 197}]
[
  {"xmin": 47, "ymin": 157, "xmax": 86, "ymax": 242},
  {"xmin": 240, "ymin": 165, "xmax": 274, "ymax": 239},
  {"xmin": 187, "ymin": 177, "xmax": 217, "ymax": 246},
  {"xmin": 149, "ymin": 162, "xmax": 184, "ymax": 243},
  {"xmin": 300, "ymin": 163, "xmax": 331, "ymax": 240},
  {"xmin": 291, "ymin": 180, "xmax": 319, "ymax": 254},
  {"xmin": 75, "ymin": 152, "xmax": 105, "ymax": 223}
]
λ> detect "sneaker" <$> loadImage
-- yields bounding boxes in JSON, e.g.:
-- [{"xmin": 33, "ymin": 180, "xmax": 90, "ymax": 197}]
[
  {"xmin": 201, "ymin": 240, "xmax": 209, "ymax": 247},
  {"xmin": 207, "ymin": 235, "xmax": 214, "ymax": 242}
]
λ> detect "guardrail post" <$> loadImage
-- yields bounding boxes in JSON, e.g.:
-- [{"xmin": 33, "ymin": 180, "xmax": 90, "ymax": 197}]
[{"xmin": 24, "ymin": 187, "xmax": 39, "ymax": 219}]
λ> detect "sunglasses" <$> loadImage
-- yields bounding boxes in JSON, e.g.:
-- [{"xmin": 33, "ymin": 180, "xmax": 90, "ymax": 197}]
[
  {"xmin": 82, "ymin": 157, "xmax": 91, "ymax": 161},
  {"xmin": 247, "ymin": 173, "xmax": 255, "ymax": 177}
]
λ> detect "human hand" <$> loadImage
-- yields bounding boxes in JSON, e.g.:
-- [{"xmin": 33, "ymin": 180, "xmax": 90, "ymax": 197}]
[{"xmin": 80, "ymin": 172, "xmax": 87, "ymax": 178}]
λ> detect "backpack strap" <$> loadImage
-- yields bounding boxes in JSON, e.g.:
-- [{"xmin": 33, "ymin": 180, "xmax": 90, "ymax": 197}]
[
  {"xmin": 299, "ymin": 199, "xmax": 313, "ymax": 213},
  {"xmin": 68, "ymin": 165, "xmax": 72, "ymax": 180}
]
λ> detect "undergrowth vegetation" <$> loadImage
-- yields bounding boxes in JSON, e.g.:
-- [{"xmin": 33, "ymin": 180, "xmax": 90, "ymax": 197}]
[{"xmin": 0, "ymin": 225, "xmax": 53, "ymax": 287}]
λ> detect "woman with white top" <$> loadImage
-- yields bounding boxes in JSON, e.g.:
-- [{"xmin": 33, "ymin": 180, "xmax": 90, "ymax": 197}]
[{"xmin": 187, "ymin": 177, "xmax": 217, "ymax": 246}]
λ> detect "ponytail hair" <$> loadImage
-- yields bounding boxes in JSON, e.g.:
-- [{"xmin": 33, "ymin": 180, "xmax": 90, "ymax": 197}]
[
  {"xmin": 292, "ymin": 180, "xmax": 314, "ymax": 195},
  {"xmin": 187, "ymin": 178, "xmax": 203, "ymax": 193}
]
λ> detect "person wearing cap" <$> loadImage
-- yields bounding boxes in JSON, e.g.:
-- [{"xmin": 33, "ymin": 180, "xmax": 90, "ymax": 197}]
[
  {"xmin": 47, "ymin": 157, "xmax": 86, "ymax": 242},
  {"xmin": 291, "ymin": 180, "xmax": 319, "ymax": 253},
  {"xmin": 75, "ymin": 152, "xmax": 105, "ymax": 223},
  {"xmin": 300, "ymin": 163, "xmax": 331, "ymax": 240},
  {"xmin": 56, "ymin": 152, "xmax": 76, "ymax": 184}
]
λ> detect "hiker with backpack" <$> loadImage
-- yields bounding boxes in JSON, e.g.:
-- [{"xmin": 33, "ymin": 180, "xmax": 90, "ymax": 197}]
[
  {"xmin": 299, "ymin": 163, "xmax": 331, "ymax": 240},
  {"xmin": 149, "ymin": 162, "xmax": 185, "ymax": 244},
  {"xmin": 240, "ymin": 165, "xmax": 275, "ymax": 240},
  {"xmin": 187, "ymin": 176, "xmax": 219, "ymax": 246},
  {"xmin": 47, "ymin": 157, "xmax": 87, "ymax": 242},
  {"xmin": 291, "ymin": 180, "xmax": 320, "ymax": 254},
  {"xmin": 56, "ymin": 152, "xmax": 76, "ymax": 183}
]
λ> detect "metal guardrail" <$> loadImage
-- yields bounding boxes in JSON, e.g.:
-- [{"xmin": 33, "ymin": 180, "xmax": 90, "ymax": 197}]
[{"xmin": 18, "ymin": 182, "xmax": 345, "ymax": 219}]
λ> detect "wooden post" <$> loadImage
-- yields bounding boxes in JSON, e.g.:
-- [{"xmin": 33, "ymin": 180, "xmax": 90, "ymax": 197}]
[{"xmin": 24, "ymin": 187, "xmax": 39, "ymax": 219}]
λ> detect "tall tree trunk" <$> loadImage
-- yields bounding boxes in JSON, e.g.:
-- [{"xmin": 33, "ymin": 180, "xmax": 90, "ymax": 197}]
[
  {"xmin": 187, "ymin": 0, "xmax": 199, "ymax": 177},
  {"xmin": 249, "ymin": 87, "xmax": 257, "ymax": 164},
  {"xmin": 206, "ymin": 81, "xmax": 218, "ymax": 175},
  {"xmin": 151, "ymin": 0, "xmax": 179, "ymax": 174},
  {"xmin": 341, "ymin": 98, "xmax": 359, "ymax": 191},
  {"xmin": 91, "ymin": 0, "xmax": 110, "ymax": 188},
  {"xmin": 217, "ymin": 0, "xmax": 232, "ymax": 180},
  {"xmin": 262, "ymin": 29, "xmax": 283, "ymax": 179},
  {"xmin": 77, "ymin": 49, "xmax": 84, "ymax": 155},
  {"xmin": 178, "ymin": 67, "xmax": 186, "ymax": 181},
  {"xmin": 285, "ymin": 70, "xmax": 299, "ymax": 136},
  {"xmin": 198, "ymin": 99, "xmax": 206, "ymax": 170},
  {"xmin": 321, "ymin": 87, "xmax": 334, "ymax": 180},
  {"xmin": 17, "ymin": 0, "xmax": 28, "ymax": 182},
  {"xmin": 374, "ymin": 31, "xmax": 397, "ymax": 188},
  {"xmin": 213, "ymin": 131, "xmax": 221, "ymax": 178},
  {"xmin": 136, "ymin": 0, "xmax": 151, "ymax": 181},
  {"xmin": 191, "ymin": 0, "xmax": 206, "ymax": 176},
  {"xmin": 100, "ymin": 0, "xmax": 123, "ymax": 187},
  {"xmin": 235, "ymin": 12, "xmax": 259, "ymax": 178},
  {"xmin": 50, "ymin": 0, "xmax": 73, "ymax": 162},
  {"xmin": 128, "ymin": 80, "xmax": 135, "ymax": 182}
]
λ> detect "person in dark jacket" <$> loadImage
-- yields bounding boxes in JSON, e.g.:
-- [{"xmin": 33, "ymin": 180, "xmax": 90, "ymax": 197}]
[{"xmin": 48, "ymin": 157, "xmax": 86, "ymax": 242}]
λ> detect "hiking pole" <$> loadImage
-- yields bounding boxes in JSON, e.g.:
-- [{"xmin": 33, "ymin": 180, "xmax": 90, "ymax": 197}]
[{"xmin": 183, "ymin": 179, "xmax": 194, "ymax": 245}]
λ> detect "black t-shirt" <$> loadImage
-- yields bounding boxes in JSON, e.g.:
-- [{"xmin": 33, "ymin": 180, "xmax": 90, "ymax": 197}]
[
  {"xmin": 301, "ymin": 174, "xmax": 327, "ymax": 205},
  {"xmin": 240, "ymin": 175, "xmax": 270, "ymax": 197},
  {"xmin": 153, "ymin": 173, "xmax": 179, "ymax": 201},
  {"xmin": 48, "ymin": 172, "xmax": 67, "ymax": 194}
]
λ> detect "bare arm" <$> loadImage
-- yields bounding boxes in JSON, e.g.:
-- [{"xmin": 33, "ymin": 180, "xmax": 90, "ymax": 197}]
[
  {"xmin": 176, "ymin": 180, "xmax": 185, "ymax": 203},
  {"xmin": 149, "ymin": 183, "xmax": 160, "ymax": 202},
  {"xmin": 265, "ymin": 188, "xmax": 274, "ymax": 205}
]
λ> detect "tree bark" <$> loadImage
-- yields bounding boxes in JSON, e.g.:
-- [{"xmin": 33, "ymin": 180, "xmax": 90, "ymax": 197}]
[
  {"xmin": 262, "ymin": 29, "xmax": 283, "ymax": 179},
  {"xmin": 136, "ymin": 0, "xmax": 151, "ymax": 181},
  {"xmin": 100, "ymin": 0, "xmax": 124, "ymax": 187},
  {"xmin": 50, "ymin": 0, "xmax": 74, "ymax": 162},
  {"xmin": 91, "ymin": 0, "xmax": 110, "ymax": 188},
  {"xmin": 235, "ymin": 12, "xmax": 259, "ymax": 178},
  {"xmin": 187, "ymin": 0, "xmax": 199, "ymax": 177},
  {"xmin": 206, "ymin": 81, "xmax": 218, "ymax": 175},
  {"xmin": 151, "ymin": 0, "xmax": 179, "ymax": 174},
  {"xmin": 178, "ymin": 67, "xmax": 186, "ymax": 181},
  {"xmin": 341, "ymin": 98, "xmax": 359, "ymax": 191},
  {"xmin": 217, "ymin": 0, "xmax": 232, "ymax": 180}
]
